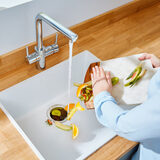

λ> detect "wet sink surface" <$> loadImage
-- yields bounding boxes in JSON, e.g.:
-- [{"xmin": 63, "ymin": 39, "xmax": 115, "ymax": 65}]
[{"xmin": 0, "ymin": 50, "xmax": 116, "ymax": 160}]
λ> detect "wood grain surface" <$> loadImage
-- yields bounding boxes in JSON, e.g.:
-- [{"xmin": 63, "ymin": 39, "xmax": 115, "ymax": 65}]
[
  {"xmin": 0, "ymin": 109, "xmax": 38, "ymax": 160},
  {"xmin": 0, "ymin": 0, "xmax": 159, "ymax": 76},
  {"xmin": 0, "ymin": 0, "xmax": 160, "ymax": 159}
]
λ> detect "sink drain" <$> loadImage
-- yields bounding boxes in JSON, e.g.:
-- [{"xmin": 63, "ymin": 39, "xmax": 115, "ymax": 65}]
[{"xmin": 47, "ymin": 104, "xmax": 67, "ymax": 123}]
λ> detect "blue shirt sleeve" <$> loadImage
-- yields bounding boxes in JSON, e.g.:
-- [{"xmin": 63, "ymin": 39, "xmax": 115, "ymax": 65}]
[
  {"xmin": 148, "ymin": 68, "xmax": 160, "ymax": 98},
  {"xmin": 94, "ymin": 69, "xmax": 160, "ymax": 142}
]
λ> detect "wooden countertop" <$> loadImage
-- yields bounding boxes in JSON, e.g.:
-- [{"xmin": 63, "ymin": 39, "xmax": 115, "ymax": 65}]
[{"xmin": 0, "ymin": 1, "xmax": 160, "ymax": 159}]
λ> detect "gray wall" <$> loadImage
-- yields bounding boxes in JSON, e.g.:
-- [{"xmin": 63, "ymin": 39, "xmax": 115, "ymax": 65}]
[{"xmin": 0, "ymin": 0, "xmax": 132, "ymax": 55}]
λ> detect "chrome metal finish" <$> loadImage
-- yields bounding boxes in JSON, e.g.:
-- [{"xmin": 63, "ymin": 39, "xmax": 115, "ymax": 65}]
[
  {"xmin": 26, "ymin": 13, "xmax": 78, "ymax": 69},
  {"xmin": 26, "ymin": 46, "xmax": 41, "ymax": 64},
  {"xmin": 36, "ymin": 13, "xmax": 78, "ymax": 43}
]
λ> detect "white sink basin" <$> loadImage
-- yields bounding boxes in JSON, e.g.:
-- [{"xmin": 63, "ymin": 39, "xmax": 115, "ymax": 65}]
[{"xmin": 0, "ymin": 51, "xmax": 116, "ymax": 160}]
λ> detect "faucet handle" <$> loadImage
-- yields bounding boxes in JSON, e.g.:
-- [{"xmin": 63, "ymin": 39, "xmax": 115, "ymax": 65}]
[
  {"xmin": 55, "ymin": 33, "xmax": 58, "ymax": 44},
  {"xmin": 26, "ymin": 46, "xmax": 41, "ymax": 64},
  {"xmin": 26, "ymin": 46, "xmax": 29, "ymax": 57}
]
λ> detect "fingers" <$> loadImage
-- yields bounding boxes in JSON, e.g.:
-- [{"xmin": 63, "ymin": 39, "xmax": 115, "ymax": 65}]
[
  {"xmin": 92, "ymin": 67, "xmax": 96, "ymax": 79},
  {"xmin": 99, "ymin": 66, "xmax": 106, "ymax": 77},
  {"xmin": 91, "ymin": 73, "xmax": 93, "ymax": 81},
  {"xmin": 138, "ymin": 53, "xmax": 151, "ymax": 61},
  {"xmin": 91, "ymin": 67, "xmax": 97, "ymax": 86},
  {"xmin": 106, "ymin": 72, "xmax": 112, "ymax": 87},
  {"xmin": 91, "ymin": 72, "xmax": 96, "ymax": 89},
  {"xmin": 92, "ymin": 66, "xmax": 105, "ymax": 78},
  {"xmin": 95, "ymin": 66, "xmax": 100, "ymax": 77},
  {"xmin": 92, "ymin": 66, "xmax": 100, "ymax": 78}
]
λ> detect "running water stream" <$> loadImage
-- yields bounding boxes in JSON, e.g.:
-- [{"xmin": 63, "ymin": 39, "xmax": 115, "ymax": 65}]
[{"xmin": 67, "ymin": 40, "xmax": 73, "ymax": 112}]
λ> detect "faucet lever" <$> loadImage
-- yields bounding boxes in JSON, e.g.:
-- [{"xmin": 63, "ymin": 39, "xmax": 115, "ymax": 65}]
[
  {"xmin": 55, "ymin": 33, "xmax": 58, "ymax": 44},
  {"xmin": 26, "ymin": 46, "xmax": 41, "ymax": 64},
  {"xmin": 44, "ymin": 33, "xmax": 59, "ymax": 57},
  {"xmin": 26, "ymin": 46, "xmax": 29, "ymax": 57}
]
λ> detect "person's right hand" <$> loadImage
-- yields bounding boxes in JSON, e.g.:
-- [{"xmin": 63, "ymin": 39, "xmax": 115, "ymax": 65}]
[{"xmin": 139, "ymin": 53, "xmax": 160, "ymax": 68}]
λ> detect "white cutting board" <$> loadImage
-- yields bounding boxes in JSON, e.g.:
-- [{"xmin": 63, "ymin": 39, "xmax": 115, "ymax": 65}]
[{"xmin": 100, "ymin": 54, "xmax": 157, "ymax": 106}]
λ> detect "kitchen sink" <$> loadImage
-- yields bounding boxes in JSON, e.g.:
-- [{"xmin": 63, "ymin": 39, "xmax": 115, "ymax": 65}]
[{"xmin": 0, "ymin": 50, "xmax": 116, "ymax": 160}]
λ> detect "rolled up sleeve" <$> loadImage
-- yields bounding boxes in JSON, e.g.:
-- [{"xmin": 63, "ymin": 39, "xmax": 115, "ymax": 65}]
[{"xmin": 94, "ymin": 91, "xmax": 127, "ymax": 130}]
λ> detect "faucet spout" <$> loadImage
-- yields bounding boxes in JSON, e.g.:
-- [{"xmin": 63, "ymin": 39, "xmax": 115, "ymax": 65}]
[
  {"xmin": 26, "ymin": 13, "xmax": 78, "ymax": 69},
  {"xmin": 36, "ymin": 13, "xmax": 78, "ymax": 44}
]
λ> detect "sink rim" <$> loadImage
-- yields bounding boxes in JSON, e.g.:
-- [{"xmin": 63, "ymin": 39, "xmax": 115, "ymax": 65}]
[
  {"xmin": 0, "ymin": 50, "xmax": 116, "ymax": 160},
  {"xmin": 0, "ymin": 50, "xmax": 97, "ymax": 160}
]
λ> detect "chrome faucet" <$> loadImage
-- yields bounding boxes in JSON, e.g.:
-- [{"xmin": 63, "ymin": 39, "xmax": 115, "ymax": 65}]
[{"xmin": 26, "ymin": 13, "xmax": 78, "ymax": 69}]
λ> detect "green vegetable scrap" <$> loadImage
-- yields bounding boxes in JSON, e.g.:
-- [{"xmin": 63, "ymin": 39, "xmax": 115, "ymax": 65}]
[
  {"xmin": 124, "ymin": 63, "xmax": 147, "ymax": 87},
  {"xmin": 130, "ymin": 69, "xmax": 147, "ymax": 87},
  {"xmin": 126, "ymin": 63, "xmax": 142, "ymax": 80},
  {"xmin": 111, "ymin": 77, "xmax": 119, "ymax": 86}
]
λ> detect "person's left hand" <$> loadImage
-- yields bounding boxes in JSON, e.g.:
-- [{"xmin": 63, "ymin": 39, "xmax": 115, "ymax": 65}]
[
  {"xmin": 91, "ymin": 66, "xmax": 112, "ymax": 97},
  {"xmin": 138, "ymin": 53, "xmax": 160, "ymax": 68}
]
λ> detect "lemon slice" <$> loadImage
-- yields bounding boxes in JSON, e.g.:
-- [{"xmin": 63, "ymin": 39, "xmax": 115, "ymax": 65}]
[
  {"xmin": 51, "ymin": 109, "xmax": 61, "ymax": 116},
  {"xmin": 72, "ymin": 124, "xmax": 79, "ymax": 139},
  {"xmin": 55, "ymin": 121, "xmax": 72, "ymax": 131},
  {"xmin": 67, "ymin": 102, "xmax": 85, "ymax": 120},
  {"xmin": 76, "ymin": 102, "xmax": 85, "ymax": 111},
  {"xmin": 76, "ymin": 84, "xmax": 88, "ymax": 97},
  {"xmin": 67, "ymin": 107, "xmax": 77, "ymax": 120}
]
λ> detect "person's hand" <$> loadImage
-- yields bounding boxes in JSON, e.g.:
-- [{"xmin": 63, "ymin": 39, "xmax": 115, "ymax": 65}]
[
  {"xmin": 139, "ymin": 53, "xmax": 160, "ymax": 68},
  {"xmin": 91, "ymin": 66, "xmax": 112, "ymax": 97}
]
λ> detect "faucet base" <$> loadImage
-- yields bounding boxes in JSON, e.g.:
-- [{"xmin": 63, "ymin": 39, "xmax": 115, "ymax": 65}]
[
  {"xmin": 36, "ymin": 61, "xmax": 46, "ymax": 70},
  {"xmin": 26, "ymin": 44, "xmax": 59, "ymax": 69}
]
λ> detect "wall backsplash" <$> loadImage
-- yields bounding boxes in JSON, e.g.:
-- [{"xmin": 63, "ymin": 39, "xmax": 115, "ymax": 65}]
[{"xmin": 0, "ymin": 0, "xmax": 132, "ymax": 55}]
